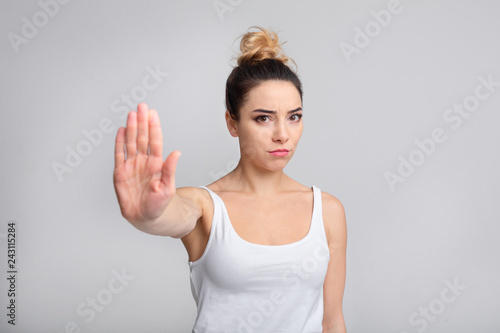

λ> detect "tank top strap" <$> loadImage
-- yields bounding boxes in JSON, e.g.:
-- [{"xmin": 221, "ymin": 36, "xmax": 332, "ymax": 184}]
[
  {"xmin": 193, "ymin": 186, "xmax": 226, "ymax": 260},
  {"xmin": 197, "ymin": 185, "xmax": 221, "ymax": 222},
  {"xmin": 312, "ymin": 185, "xmax": 322, "ymax": 224},
  {"xmin": 198, "ymin": 184, "xmax": 327, "ymax": 246},
  {"xmin": 311, "ymin": 185, "xmax": 328, "ymax": 245},
  {"xmin": 198, "ymin": 185, "xmax": 221, "ymax": 209},
  {"xmin": 197, "ymin": 185, "xmax": 237, "ymax": 240}
]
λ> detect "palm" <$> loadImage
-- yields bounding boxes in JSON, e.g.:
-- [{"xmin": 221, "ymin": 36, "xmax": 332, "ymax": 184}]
[{"xmin": 113, "ymin": 103, "xmax": 181, "ymax": 224}]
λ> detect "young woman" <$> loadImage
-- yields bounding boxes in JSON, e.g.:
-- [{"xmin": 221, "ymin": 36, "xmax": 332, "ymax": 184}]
[{"xmin": 113, "ymin": 26, "xmax": 347, "ymax": 333}]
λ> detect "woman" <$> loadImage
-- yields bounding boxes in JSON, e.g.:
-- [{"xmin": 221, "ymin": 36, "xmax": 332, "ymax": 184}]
[{"xmin": 113, "ymin": 26, "xmax": 347, "ymax": 333}]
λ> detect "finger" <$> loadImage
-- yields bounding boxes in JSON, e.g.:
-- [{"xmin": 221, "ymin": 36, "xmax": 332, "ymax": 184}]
[
  {"xmin": 125, "ymin": 111, "xmax": 137, "ymax": 160},
  {"xmin": 136, "ymin": 103, "xmax": 149, "ymax": 155},
  {"xmin": 160, "ymin": 151, "xmax": 181, "ymax": 189},
  {"xmin": 149, "ymin": 109, "xmax": 163, "ymax": 158},
  {"xmin": 114, "ymin": 127, "xmax": 126, "ymax": 168}
]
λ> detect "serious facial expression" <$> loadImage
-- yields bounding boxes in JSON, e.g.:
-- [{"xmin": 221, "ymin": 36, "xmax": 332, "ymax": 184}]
[{"xmin": 227, "ymin": 80, "xmax": 303, "ymax": 171}]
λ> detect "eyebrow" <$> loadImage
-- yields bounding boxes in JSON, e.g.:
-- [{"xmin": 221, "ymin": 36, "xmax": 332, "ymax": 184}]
[{"xmin": 252, "ymin": 107, "xmax": 303, "ymax": 114}]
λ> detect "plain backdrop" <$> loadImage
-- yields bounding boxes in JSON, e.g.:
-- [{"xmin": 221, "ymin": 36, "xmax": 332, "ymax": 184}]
[{"xmin": 1, "ymin": 0, "xmax": 499, "ymax": 332}]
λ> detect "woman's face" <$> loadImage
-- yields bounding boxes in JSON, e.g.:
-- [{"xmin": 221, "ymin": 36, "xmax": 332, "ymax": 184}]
[{"xmin": 226, "ymin": 80, "xmax": 303, "ymax": 171}]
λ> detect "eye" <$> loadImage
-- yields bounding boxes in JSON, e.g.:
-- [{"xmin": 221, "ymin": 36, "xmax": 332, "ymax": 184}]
[
  {"xmin": 291, "ymin": 114, "xmax": 303, "ymax": 121},
  {"xmin": 255, "ymin": 115, "xmax": 270, "ymax": 123}
]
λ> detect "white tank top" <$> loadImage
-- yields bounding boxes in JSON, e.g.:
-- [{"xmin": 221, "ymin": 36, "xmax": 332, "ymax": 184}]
[{"xmin": 188, "ymin": 185, "xmax": 330, "ymax": 333}]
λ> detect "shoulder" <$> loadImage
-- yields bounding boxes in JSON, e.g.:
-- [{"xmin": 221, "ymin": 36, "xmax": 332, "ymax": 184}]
[
  {"xmin": 175, "ymin": 186, "xmax": 214, "ymax": 242},
  {"xmin": 320, "ymin": 191, "xmax": 345, "ymax": 214},
  {"xmin": 320, "ymin": 190, "xmax": 347, "ymax": 247},
  {"xmin": 176, "ymin": 186, "xmax": 212, "ymax": 213}
]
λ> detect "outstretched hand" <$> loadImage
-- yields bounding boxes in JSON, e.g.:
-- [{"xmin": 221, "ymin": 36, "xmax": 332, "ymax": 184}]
[{"xmin": 113, "ymin": 103, "xmax": 181, "ymax": 224}]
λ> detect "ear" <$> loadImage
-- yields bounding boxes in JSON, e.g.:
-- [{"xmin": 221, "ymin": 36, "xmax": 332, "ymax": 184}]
[{"xmin": 225, "ymin": 110, "xmax": 238, "ymax": 137}]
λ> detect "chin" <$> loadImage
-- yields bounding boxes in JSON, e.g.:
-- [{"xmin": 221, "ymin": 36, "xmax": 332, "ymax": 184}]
[{"xmin": 268, "ymin": 159, "xmax": 291, "ymax": 169}]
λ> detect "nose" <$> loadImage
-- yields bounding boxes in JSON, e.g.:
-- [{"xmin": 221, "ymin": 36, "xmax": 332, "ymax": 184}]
[{"xmin": 272, "ymin": 121, "xmax": 289, "ymax": 143}]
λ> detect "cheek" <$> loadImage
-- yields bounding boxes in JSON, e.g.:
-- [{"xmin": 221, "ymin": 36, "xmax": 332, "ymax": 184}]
[
  {"xmin": 297, "ymin": 127, "xmax": 304, "ymax": 139},
  {"xmin": 289, "ymin": 124, "xmax": 303, "ymax": 139},
  {"xmin": 238, "ymin": 131, "xmax": 266, "ymax": 157},
  {"xmin": 240, "ymin": 123, "xmax": 270, "ymax": 141}
]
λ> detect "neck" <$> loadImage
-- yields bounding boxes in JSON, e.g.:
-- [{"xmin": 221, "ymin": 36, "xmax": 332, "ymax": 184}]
[{"xmin": 224, "ymin": 157, "xmax": 290, "ymax": 197}]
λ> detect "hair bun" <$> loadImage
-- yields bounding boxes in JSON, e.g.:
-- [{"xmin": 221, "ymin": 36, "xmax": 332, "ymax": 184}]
[{"xmin": 236, "ymin": 26, "xmax": 293, "ymax": 66}]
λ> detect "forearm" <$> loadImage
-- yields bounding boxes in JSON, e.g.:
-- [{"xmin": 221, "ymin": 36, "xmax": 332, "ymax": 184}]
[
  {"xmin": 132, "ymin": 193, "xmax": 201, "ymax": 237},
  {"xmin": 323, "ymin": 316, "xmax": 346, "ymax": 333}
]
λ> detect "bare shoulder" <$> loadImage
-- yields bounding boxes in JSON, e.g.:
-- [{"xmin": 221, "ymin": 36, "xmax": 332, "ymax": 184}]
[
  {"xmin": 320, "ymin": 191, "xmax": 347, "ymax": 247},
  {"xmin": 174, "ymin": 186, "xmax": 214, "ymax": 248},
  {"xmin": 168, "ymin": 186, "xmax": 212, "ymax": 240},
  {"xmin": 175, "ymin": 186, "xmax": 211, "ymax": 211},
  {"xmin": 321, "ymin": 191, "xmax": 345, "ymax": 214}
]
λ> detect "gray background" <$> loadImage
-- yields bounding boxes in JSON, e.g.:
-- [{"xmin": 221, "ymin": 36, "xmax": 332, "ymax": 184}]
[{"xmin": 1, "ymin": 0, "xmax": 499, "ymax": 332}]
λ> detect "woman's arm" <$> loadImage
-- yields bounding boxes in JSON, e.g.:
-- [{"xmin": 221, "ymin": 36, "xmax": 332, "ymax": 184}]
[
  {"xmin": 321, "ymin": 192, "xmax": 348, "ymax": 333},
  {"xmin": 113, "ymin": 103, "xmax": 202, "ymax": 238}
]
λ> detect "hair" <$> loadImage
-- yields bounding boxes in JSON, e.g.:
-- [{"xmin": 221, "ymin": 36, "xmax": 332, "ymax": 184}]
[{"xmin": 225, "ymin": 26, "xmax": 303, "ymax": 122}]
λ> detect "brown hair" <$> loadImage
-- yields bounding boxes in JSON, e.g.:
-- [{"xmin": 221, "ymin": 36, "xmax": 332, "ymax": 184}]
[{"xmin": 225, "ymin": 26, "xmax": 303, "ymax": 121}]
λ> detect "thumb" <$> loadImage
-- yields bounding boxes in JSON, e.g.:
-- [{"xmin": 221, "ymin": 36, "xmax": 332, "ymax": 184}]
[{"xmin": 160, "ymin": 151, "xmax": 181, "ymax": 191}]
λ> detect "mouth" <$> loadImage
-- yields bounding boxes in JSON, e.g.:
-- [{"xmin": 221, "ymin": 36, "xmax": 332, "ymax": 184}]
[{"xmin": 269, "ymin": 149, "xmax": 290, "ymax": 156}]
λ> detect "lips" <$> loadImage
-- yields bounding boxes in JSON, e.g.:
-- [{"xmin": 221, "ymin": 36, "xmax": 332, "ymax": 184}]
[{"xmin": 270, "ymin": 149, "xmax": 289, "ymax": 153}]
